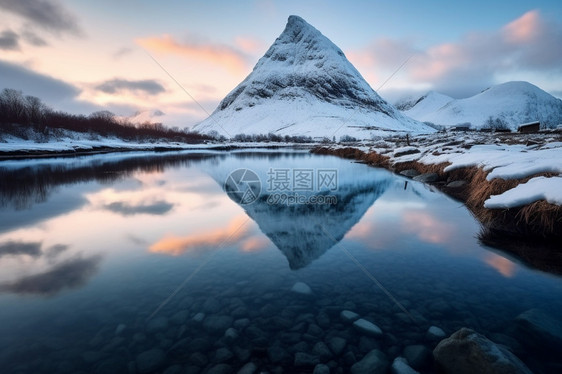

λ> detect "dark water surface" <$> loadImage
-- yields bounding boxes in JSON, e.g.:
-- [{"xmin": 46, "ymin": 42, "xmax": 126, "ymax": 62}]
[{"xmin": 0, "ymin": 150, "xmax": 560, "ymax": 373}]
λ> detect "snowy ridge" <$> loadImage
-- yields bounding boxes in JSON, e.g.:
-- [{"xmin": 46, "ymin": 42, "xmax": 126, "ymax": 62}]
[
  {"xmin": 194, "ymin": 16, "xmax": 433, "ymax": 139},
  {"xmin": 404, "ymin": 82, "xmax": 562, "ymax": 129},
  {"xmin": 401, "ymin": 91, "xmax": 454, "ymax": 122}
]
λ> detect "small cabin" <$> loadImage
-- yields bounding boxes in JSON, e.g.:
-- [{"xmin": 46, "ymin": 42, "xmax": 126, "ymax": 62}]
[{"xmin": 517, "ymin": 121, "xmax": 540, "ymax": 133}]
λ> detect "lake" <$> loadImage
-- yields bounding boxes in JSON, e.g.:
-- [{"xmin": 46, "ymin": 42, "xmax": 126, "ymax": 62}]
[{"xmin": 0, "ymin": 150, "xmax": 560, "ymax": 374}]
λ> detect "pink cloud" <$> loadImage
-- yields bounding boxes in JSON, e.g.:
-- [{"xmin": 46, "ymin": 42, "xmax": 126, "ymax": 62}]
[
  {"xmin": 484, "ymin": 253, "xmax": 517, "ymax": 278},
  {"xmin": 137, "ymin": 34, "xmax": 249, "ymax": 74},
  {"xmin": 401, "ymin": 210, "xmax": 455, "ymax": 245},
  {"xmin": 149, "ymin": 215, "xmax": 249, "ymax": 256},
  {"xmin": 235, "ymin": 36, "xmax": 264, "ymax": 55},
  {"xmin": 503, "ymin": 10, "xmax": 542, "ymax": 44}
]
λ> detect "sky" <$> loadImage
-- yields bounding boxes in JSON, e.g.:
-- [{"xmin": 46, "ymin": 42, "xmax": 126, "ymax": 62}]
[{"xmin": 1, "ymin": 0, "xmax": 561, "ymax": 128}]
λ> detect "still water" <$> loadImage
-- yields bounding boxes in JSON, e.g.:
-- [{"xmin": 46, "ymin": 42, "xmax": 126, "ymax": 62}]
[{"xmin": 0, "ymin": 150, "xmax": 560, "ymax": 374}]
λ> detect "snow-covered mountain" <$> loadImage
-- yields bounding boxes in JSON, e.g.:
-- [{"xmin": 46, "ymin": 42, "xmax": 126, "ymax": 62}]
[
  {"xmin": 194, "ymin": 15, "xmax": 434, "ymax": 139},
  {"xmin": 402, "ymin": 82, "xmax": 562, "ymax": 130}
]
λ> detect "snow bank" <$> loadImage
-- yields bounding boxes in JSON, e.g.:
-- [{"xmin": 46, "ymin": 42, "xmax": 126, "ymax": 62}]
[{"xmin": 485, "ymin": 177, "xmax": 562, "ymax": 208}]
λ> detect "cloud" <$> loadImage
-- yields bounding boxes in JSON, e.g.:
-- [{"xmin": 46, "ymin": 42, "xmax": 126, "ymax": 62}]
[
  {"xmin": 401, "ymin": 210, "xmax": 455, "ymax": 245},
  {"xmin": 137, "ymin": 34, "xmax": 249, "ymax": 74},
  {"xmin": 95, "ymin": 78, "xmax": 166, "ymax": 96},
  {"xmin": 353, "ymin": 10, "xmax": 562, "ymax": 98},
  {"xmin": 149, "ymin": 215, "xmax": 249, "ymax": 256},
  {"xmin": 234, "ymin": 36, "xmax": 264, "ymax": 54},
  {"xmin": 0, "ymin": 59, "xmax": 80, "ymax": 102},
  {"xmin": 21, "ymin": 29, "xmax": 48, "ymax": 46},
  {"xmin": 105, "ymin": 200, "xmax": 174, "ymax": 216},
  {"xmin": 484, "ymin": 253, "xmax": 517, "ymax": 278},
  {"xmin": 0, "ymin": 255, "xmax": 102, "ymax": 296},
  {"xmin": 45, "ymin": 244, "xmax": 68, "ymax": 260},
  {"xmin": 113, "ymin": 47, "xmax": 133, "ymax": 59},
  {"xmin": 0, "ymin": 240, "xmax": 42, "ymax": 258},
  {"xmin": 0, "ymin": 0, "xmax": 82, "ymax": 36},
  {"xmin": 0, "ymin": 29, "xmax": 20, "ymax": 50}
]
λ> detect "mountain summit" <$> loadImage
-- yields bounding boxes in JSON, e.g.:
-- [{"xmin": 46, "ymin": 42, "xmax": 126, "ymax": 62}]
[{"xmin": 194, "ymin": 15, "xmax": 433, "ymax": 139}]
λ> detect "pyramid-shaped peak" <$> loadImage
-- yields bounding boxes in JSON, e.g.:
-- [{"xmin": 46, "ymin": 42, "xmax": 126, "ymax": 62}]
[
  {"xmin": 193, "ymin": 15, "xmax": 434, "ymax": 138},
  {"xmin": 287, "ymin": 15, "xmax": 309, "ymax": 29},
  {"xmin": 282, "ymin": 15, "xmax": 322, "ymax": 39}
]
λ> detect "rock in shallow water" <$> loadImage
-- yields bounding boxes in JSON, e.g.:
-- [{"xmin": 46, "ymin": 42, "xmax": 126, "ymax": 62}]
[
  {"xmin": 403, "ymin": 345, "xmax": 431, "ymax": 370},
  {"xmin": 433, "ymin": 328, "xmax": 532, "ymax": 374},
  {"xmin": 313, "ymin": 363, "xmax": 331, "ymax": 374},
  {"xmin": 426, "ymin": 326, "xmax": 446, "ymax": 340},
  {"xmin": 391, "ymin": 357, "xmax": 420, "ymax": 374},
  {"xmin": 351, "ymin": 349, "xmax": 389, "ymax": 374},
  {"xmin": 340, "ymin": 310, "xmax": 360, "ymax": 323},
  {"xmin": 237, "ymin": 362, "xmax": 257, "ymax": 374},
  {"xmin": 327, "ymin": 336, "xmax": 347, "ymax": 356},
  {"xmin": 294, "ymin": 352, "xmax": 320, "ymax": 367},
  {"xmin": 192, "ymin": 312, "xmax": 205, "ymax": 323},
  {"xmin": 514, "ymin": 308, "xmax": 562, "ymax": 351},
  {"xmin": 353, "ymin": 318, "xmax": 383, "ymax": 337},
  {"xmin": 291, "ymin": 282, "xmax": 313, "ymax": 295}
]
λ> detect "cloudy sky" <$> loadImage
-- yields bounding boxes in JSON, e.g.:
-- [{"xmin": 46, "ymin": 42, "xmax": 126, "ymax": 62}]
[{"xmin": 1, "ymin": 0, "xmax": 561, "ymax": 128}]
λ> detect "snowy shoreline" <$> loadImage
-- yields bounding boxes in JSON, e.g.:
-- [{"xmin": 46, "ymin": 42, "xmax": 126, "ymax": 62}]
[
  {"xmin": 0, "ymin": 138, "xmax": 310, "ymax": 160},
  {"xmin": 311, "ymin": 131, "xmax": 562, "ymax": 241}
]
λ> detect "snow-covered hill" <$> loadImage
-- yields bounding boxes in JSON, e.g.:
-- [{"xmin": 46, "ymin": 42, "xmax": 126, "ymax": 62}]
[
  {"xmin": 194, "ymin": 15, "xmax": 434, "ymax": 139},
  {"xmin": 402, "ymin": 82, "xmax": 562, "ymax": 130},
  {"xmin": 400, "ymin": 91, "xmax": 454, "ymax": 121}
]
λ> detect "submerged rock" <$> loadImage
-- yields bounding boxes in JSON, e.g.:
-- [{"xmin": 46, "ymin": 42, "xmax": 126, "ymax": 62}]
[
  {"xmin": 291, "ymin": 282, "xmax": 313, "ymax": 295},
  {"xmin": 237, "ymin": 362, "xmax": 257, "ymax": 374},
  {"xmin": 353, "ymin": 318, "xmax": 383, "ymax": 337},
  {"xmin": 433, "ymin": 328, "xmax": 532, "ymax": 374},
  {"xmin": 340, "ymin": 310, "xmax": 360, "ymax": 323},
  {"xmin": 294, "ymin": 351, "xmax": 320, "ymax": 367},
  {"xmin": 192, "ymin": 312, "xmax": 205, "ymax": 323},
  {"xmin": 391, "ymin": 357, "xmax": 420, "ymax": 374},
  {"xmin": 403, "ymin": 345, "xmax": 431, "ymax": 370},
  {"xmin": 327, "ymin": 336, "xmax": 347, "ymax": 356},
  {"xmin": 313, "ymin": 363, "xmax": 331, "ymax": 374},
  {"xmin": 514, "ymin": 308, "xmax": 562, "ymax": 351},
  {"xmin": 426, "ymin": 326, "xmax": 446, "ymax": 340},
  {"xmin": 350, "ymin": 349, "xmax": 389, "ymax": 374}
]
